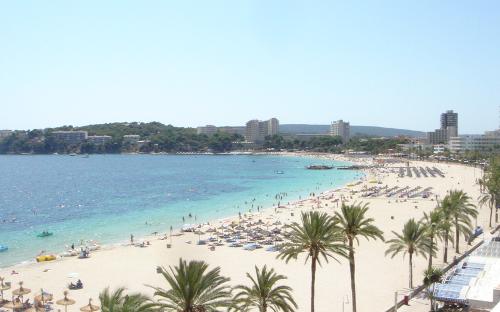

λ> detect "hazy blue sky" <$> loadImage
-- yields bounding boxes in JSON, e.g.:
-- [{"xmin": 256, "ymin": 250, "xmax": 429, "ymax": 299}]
[{"xmin": 1, "ymin": 1, "xmax": 499, "ymax": 133}]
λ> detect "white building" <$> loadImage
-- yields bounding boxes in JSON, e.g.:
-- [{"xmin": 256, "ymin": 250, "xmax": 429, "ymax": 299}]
[
  {"xmin": 449, "ymin": 132, "xmax": 500, "ymax": 153},
  {"xmin": 196, "ymin": 125, "xmax": 218, "ymax": 135},
  {"xmin": 52, "ymin": 131, "xmax": 88, "ymax": 144},
  {"xmin": 0, "ymin": 130, "xmax": 13, "ymax": 140},
  {"xmin": 123, "ymin": 135, "xmax": 140, "ymax": 144},
  {"xmin": 245, "ymin": 118, "xmax": 279, "ymax": 143},
  {"xmin": 87, "ymin": 135, "xmax": 112, "ymax": 145},
  {"xmin": 330, "ymin": 120, "xmax": 350, "ymax": 143}
]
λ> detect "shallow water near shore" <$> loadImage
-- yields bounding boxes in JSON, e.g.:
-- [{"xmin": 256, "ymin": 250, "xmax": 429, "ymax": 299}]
[{"xmin": 0, "ymin": 154, "xmax": 361, "ymax": 267}]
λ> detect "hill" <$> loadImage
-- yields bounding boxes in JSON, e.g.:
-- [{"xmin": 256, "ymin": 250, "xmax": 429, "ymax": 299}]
[{"xmin": 279, "ymin": 124, "xmax": 425, "ymax": 138}]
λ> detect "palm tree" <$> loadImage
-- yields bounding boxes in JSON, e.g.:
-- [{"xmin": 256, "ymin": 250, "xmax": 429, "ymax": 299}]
[
  {"xmin": 277, "ymin": 211, "xmax": 348, "ymax": 312},
  {"xmin": 99, "ymin": 287, "xmax": 156, "ymax": 312},
  {"xmin": 151, "ymin": 258, "xmax": 232, "ymax": 312},
  {"xmin": 438, "ymin": 196, "xmax": 455, "ymax": 264},
  {"xmin": 448, "ymin": 190, "xmax": 477, "ymax": 254},
  {"xmin": 231, "ymin": 265, "xmax": 297, "ymax": 312},
  {"xmin": 385, "ymin": 219, "xmax": 433, "ymax": 288},
  {"xmin": 421, "ymin": 209, "xmax": 444, "ymax": 269},
  {"xmin": 423, "ymin": 267, "xmax": 444, "ymax": 312},
  {"xmin": 479, "ymin": 179, "xmax": 498, "ymax": 228},
  {"xmin": 334, "ymin": 202, "xmax": 384, "ymax": 312}
]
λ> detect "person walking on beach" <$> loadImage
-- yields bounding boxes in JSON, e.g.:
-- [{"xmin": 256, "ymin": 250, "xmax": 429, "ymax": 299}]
[{"xmin": 130, "ymin": 234, "xmax": 134, "ymax": 244}]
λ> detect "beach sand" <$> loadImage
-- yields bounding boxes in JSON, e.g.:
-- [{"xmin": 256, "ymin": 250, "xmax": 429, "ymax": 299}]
[{"xmin": 0, "ymin": 157, "xmax": 489, "ymax": 312}]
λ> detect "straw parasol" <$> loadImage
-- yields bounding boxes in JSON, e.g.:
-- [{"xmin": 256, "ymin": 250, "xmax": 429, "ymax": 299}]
[
  {"xmin": 56, "ymin": 291, "xmax": 75, "ymax": 312},
  {"xmin": 80, "ymin": 298, "xmax": 99, "ymax": 312},
  {"xmin": 3, "ymin": 300, "xmax": 23, "ymax": 310},
  {"xmin": 12, "ymin": 282, "xmax": 31, "ymax": 300},
  {"xmin": 0, "ymin": 277, "xmax": 11, "ymax": 302}
]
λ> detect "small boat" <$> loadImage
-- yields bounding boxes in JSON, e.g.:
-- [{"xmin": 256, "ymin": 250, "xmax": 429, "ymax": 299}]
[
  {"xmin": 0, "ymin": 245, "xmax": 8, "ymax": 252},
  {"xmin": 69, "ymin": 153, "xmax": 77, "ymax": 156},
  {"xmin": 275, "ymin": 170, "xmax": 284, "ymax": 174},
  {"xmin": 37, "ymin": 231, "xmax": 53, "ymax": 238},
  {"xmin": 306, "ymin": 165, "xmax": 333, "ymax": 170},
  {"xmin": 36, "ymin": 254, "xmax": 56, "ymax": 262}
]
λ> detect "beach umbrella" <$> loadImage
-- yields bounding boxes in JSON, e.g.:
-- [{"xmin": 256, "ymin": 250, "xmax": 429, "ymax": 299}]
[
  {"xmin": 56, "ymin": 291, "xmax": 75, "ymax": 312},
  {"xmin": 3, "ymin": 300, "xmax": 23, "ymax": 310},
  {"xmin": 0, "ymin": 277, "xmax": 11, "ymax": 302},
  {"xmin": 80, "ymin": 298, "xmax": 99, "ymax": 312},
  {"xmin": 12, "ymin": 282, "xmax": 31, "ymax": 300}
]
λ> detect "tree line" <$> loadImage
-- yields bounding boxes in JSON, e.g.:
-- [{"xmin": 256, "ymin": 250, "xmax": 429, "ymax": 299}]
[{"xmin": 0, "ymin": 123, "xmax": 244, "ymax": 154}]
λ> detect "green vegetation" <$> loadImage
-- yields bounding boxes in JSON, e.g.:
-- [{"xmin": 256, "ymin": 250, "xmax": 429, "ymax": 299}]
[
  {"xmin": 345, "ymin": 137, "xmax": 409, "ymax": 154},
  {"xmin": 421, "ymin": 209, "xmax": 445, "ymax": 269},
  {"xmin": 231, "ymin": 265, "xmax": 297, "ymax": 312},
  {"xmin": 479, "ymin": 157, "xmax": 500, "ymax": 227},
  {"xmin": 100, "ymin": 260, "xmax": 296, "ymax": 312},
  {"xmin": 263, "ymin": 135, "xmax": 343, "ymax": 152},
  {"xmin": 334, "ymin": 202, "xmax": 384, "ymax": 312},
  {"xmin": 423, "ymin": 267, "xmax": 444, "ymax": 312},
  {"xmin": 151, "ymin": 259, "xmax": 232, "ymax": 311},
  {"xmin": 0, "ymin": 122, "xmax": 243, "ymax": 154},
  {"xmin": 277, "ymin": 211, "xmax": 348, "ymax": 312},
  {"xmin": 385, "ymin": 218, "xmax": 433, "ymax": 288},
  {"xmin": 99, "ymin": 287, "xmax": 155, "ymax": 312}
]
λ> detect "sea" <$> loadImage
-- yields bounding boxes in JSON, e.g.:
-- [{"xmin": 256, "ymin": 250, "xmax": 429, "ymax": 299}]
[{"xmin": 0, "ymin": 154, "xmax": 362, "ymax": 267}]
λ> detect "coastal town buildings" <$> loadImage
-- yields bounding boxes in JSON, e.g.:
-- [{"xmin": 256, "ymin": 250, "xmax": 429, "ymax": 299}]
[
  {"xmin": 0, "ymin": 130, "xmax": 12, "ymax": 140},
  {"xmin": 244, "ymin": 118, "xmax": 279, "ymax": 143},
  {"xmin": 196, "ymin": 125, "xmax": 218, "ymax": 135},
  {"xmin": 427, "ymin": 110, "xmax": 458, "ymax": 144},
  {"xmin": 330, "ymin": 120, "xmax": 350, "ymax": 143},
  {"xmin": 123, "ymin": 135, "xmax": 140, "ymax": 144},
  {"xmin": 449, "ymin": 131, "xmax": 500, "ymax": 153},
  {"xmin": 87, "ymin": 135, "xmax": 112, "ymax": 145},
  {"xmin": 52, "ymin": 130, "xmax": 88, "ymax": 144},
  {"xmin": 196, "ymin": 125, "xmax": 245, "ymax": 136}
]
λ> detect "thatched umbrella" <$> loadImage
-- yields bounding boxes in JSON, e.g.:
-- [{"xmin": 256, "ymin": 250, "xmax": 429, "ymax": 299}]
[
  {"xmin": 80, "ymin": 298, "xmax": 99, "ymax": 312},
  {"xmin": 0, "ymin": 277, "xmax": 11, "ymax": 302},
  {"xmin": 12, "ymin": 282, "xmax": 30, "ymax": 301},
  {"xmin": 56, "ymin": 291, "xmax": 75, "ymax": 312},
  {"xmin": 3, "ymin": 300, "xmax": 23, "ymax": 311}
]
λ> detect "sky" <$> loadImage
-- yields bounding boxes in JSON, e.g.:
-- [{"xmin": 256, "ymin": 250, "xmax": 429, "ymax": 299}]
[{"xmin": 1, "ymin": 1, "xmax": 499, "ymax": 134}]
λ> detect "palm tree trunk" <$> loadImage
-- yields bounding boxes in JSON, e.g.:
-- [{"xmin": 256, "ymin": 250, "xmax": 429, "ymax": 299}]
[
  {"xmin": 443, "ymin": 231, "xmax": 449, "ymax": 263},
  {"xmin": 428, "ymin": 235, "xmax": 434, "ymax": 270},
  {"xmin": 490, "ymin": 205, "xmax": 493, "ymax": 228},
  {"xmin": 455, "ymin": 217, "xmax": 460, "ymax": 254},
  {"xmin": 348, "ymin": 238, "xmax": 357, "ymax": 312},
  {"xmin": 262, "ymin": 301, "xmax": 267, "ymax": 312},
  {"xmin": 311, "ymin": 255, "xmax": 317, "ymax": 312},
  {"xmin": 409, "ymin": 252, "xmax": 413, "ymax": 288}
]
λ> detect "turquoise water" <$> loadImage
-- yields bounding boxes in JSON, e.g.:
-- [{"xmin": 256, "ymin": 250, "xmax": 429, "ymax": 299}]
[{"xmin": 0, "ymin": 154, "xmax": 361, "ymax": 267}]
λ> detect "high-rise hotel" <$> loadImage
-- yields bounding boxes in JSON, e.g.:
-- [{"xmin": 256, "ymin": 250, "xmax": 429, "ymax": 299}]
[
  {"xmin": 245, "ymin": 118, "xmax": 279, "ymax": 143},
  {"xmin": 330, "ymin": 120, "xmax": 350, "ymax": 143}
]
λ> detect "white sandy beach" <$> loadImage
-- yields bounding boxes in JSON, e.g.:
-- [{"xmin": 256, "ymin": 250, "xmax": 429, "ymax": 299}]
[{"xmin": 0, "ymin": 156, "xmax": 490, "ymax": 312}]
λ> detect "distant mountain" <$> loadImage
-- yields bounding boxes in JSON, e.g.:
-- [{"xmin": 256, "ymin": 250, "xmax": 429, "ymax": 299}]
[{"xmin": 279, "ymin": 124, "xmax": 425, "ymax": 138}]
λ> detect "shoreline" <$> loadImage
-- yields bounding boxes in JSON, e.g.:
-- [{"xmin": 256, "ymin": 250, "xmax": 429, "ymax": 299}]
[
  {"xmin": 0, "ymin": 152, "xmax": 362, "ymax": 269},
  {"xmin": 0, "ymin": 156, "xmax": 487, "ymax": 312}
]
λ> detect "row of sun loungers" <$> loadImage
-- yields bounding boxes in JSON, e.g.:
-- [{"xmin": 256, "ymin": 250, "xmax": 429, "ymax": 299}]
[
  {"xmin": 360, "ymin": 185, "xmax": 434, "ymax": 199},
  {"xmin": 397, "ymin": 166, "xmax": 446, "ymax": 178}
]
